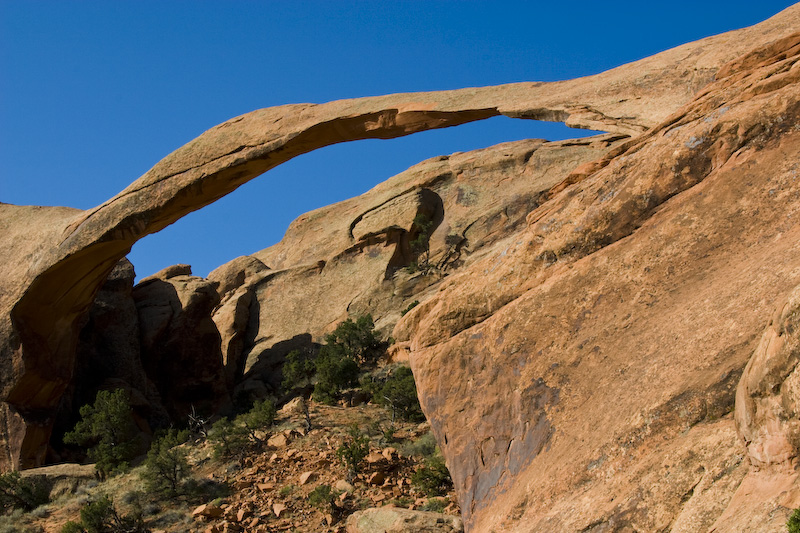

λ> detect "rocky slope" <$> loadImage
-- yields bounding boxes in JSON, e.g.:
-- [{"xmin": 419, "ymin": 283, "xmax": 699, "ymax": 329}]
[
  {"xmin": 1, "ymin": 4, "xmax": 800, "ymax": 532},
  {"xmin": 16, "ymin": 402, "xmax": 463, "ymax": 533}
]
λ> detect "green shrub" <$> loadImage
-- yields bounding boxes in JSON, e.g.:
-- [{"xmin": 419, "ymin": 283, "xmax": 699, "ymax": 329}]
[
  {"xmin": 400, "ymin": 301, "xmax": 419, "ymax": 316},
  {"xmin": 62, "ymin": 495, "xmax": 148, "ymax": 533},
  {"xmin": 422, "ymin": 497, "xmax": 447, "ymax": 513},
  {"xmin": 241, "ymin": 399, "xmax": 276, "ymax": 439},
  {"xmin": 411, "ymin": 454, "xmax": 452, "ymax": 497},
  {"xmin": 63, "ymin": 389, "xmax": 139, "ymax": 478},
  {"xmin": 308, "ymin": 484, "xmax": 335, "ymax": 510},
  {"xmin": 61, "ymin": 522, "xmax": 84, "ymax": 533},
  {"xmin": 336, "ymin": 425, "xmax": 370, "ymax": 476},
  {"xmin": 208, "ymin": 399, "xmax": 276, "ymax": 457},
  {"xmin": 313, "ymin": 343, "xmax": 360, "ymax": 405},
  {"xmin": 207, "ymin": 417, "xmax": 248, "ymax": 458},
  {"xmin": 365, "ymin": 366, "xmax": 424, "ymax": 423},
  {"xmin": 140, "ymin": 429, "xmax": 190, "ymax": 497},
  {"xmin": 281, "ymin": 349, "xmax": 316, "ymax": 393},
  {"xmin": 401, "ymin": 431, "xmax": 438, "ymax": 459},
  {"xmin": 324, "ymin": 314, "xmax": 384, "ymax": 365},
  {"xmin": 788, "ymin": 508, "xmax": 800, "ymax": 533},
  {"xmin": 0, "ymin": 471, "xmax": 49, "ymax": 512}
]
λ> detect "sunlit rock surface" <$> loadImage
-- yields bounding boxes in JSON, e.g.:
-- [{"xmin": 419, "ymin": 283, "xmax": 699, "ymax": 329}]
[{"xmin": 1, "ymin": 6, "xmax": 800, "ymax": 532}]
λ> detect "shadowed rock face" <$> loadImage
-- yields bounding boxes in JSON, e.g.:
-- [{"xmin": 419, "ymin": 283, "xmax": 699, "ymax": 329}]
[{"xmin": 0, "ymin": 6, "xmax": 799, "ymax": 532}]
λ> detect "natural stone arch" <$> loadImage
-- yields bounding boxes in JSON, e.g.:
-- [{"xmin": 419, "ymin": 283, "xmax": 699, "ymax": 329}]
[{"xmin": 1, "ymin": 7, "xmax": 793, "ymax": 469}]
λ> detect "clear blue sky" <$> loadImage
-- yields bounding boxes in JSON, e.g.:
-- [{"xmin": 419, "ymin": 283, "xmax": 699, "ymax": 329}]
[{"xmin": 1, "ymin": 1, "xmax": 796, "ymax": 280}]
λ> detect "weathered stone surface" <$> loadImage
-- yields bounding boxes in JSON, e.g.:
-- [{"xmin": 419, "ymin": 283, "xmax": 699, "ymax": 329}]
[
  {"xmin": 52, "ymin": 259, "xmax": 169, "ymax": 458},
  {"xmin": 346, "ymin": 507, "xmax": 464, "ymax": 533},
  {"xmin": 0, "ymin": 13, "xmax": 798, "ymax": 533},
  {"xmin": 239, "ymin": 134, "xmax": 626, "ymax": 387},
  {"xmin": 208, "ymin": 256, "xmax": 270, "ymax": 390},
  {"xmin": 736, "ymin": 283, "xmax": 800, "ymax": 469},
  {"xmin": 133, "ymin": 272, "xmax": 230, "ymax": 419},
  {"xmin": 394, "ymin": 29, "xmax": 800, "ymax": 533}
]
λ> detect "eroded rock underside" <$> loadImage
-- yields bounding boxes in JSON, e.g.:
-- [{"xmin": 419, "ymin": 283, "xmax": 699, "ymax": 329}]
[{"xmin": 2, "ymin": 5, "xmax": 800, "ymax": 532}]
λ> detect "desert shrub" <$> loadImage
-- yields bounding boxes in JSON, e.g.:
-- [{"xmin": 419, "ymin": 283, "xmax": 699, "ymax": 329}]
[
  {"xmin": 364, "ymin": 366, "xmax": 424, "ymax": 423},
  {"xmin": 63, "ymin": 389, "xmax": 139, "ymax": 478},
  {"xmin": 286, "ymin": 315, "xmax": 386, "ymax": 404},
  {"xmin": 324, "ymin": 315, "xmax": 384, "ymax": 365},
  {"xmin": 411, "ymin": 454, "xmax": 452, "ymax": 497},
  {"xmin": 281, "ymin": 349, "xmax": 316, "ymax": 393},
  {"xmin": 391, "ymin": 496, "xmax": 413, "ymax": 507},
  {"xmin": 409, "ymin": 214, "xmax": 434, "ymax": 272},
  {"xmin": 207, "ymin": 418, "xmax": 248, "ymax": 458},
  {"xmin": 308, "ymin": 484, "xmax": 335, "ymax": 509},
  {"xmin": 336, "ymin": 425, "xmax": 370, "ymax": 476},
  {"xmin": 313, "ymin": 343, "xmax": 360, "ymax": 405},
  {"xmin": 140, "ymin": 429, "xmax": 190, "ymax": 497},
  {"xmin": 31, "ymin": 505, "xmax": 49, "ymax": 518},
  {"xmin": 0, "ymin": 471, "xmax": 49, "ymax": 512},
  {"xmin": 788, "ymin": 508, "xmax": 800, "ymax": 533},
  {"xmin": 241, "ymin": 399, "xmax": 276, "ymax": 438},
  {"xmin": 0, "ymin": 512, "xmax": 41, "ymax": 533},
  {"xmin": 61, "ymin": 523, "xmax": 83, "ymax": 533},
  {"xmin": 62, "ymin": 495, "xmax": 148, "ymax": 533},
  {"xmin": 400, "ymin": 301, "xmax": 419, "ymax": 316},
  {"xmin": 401, "ymin": 431, "xmax": 438, "ymax": 459},
  {"xmin": 422, "ymin": 497, "xmax": 447, "ymax": 513},
  {"xmin": 207, "ymin": 399, "xmax": 276, "ymax": 457}
]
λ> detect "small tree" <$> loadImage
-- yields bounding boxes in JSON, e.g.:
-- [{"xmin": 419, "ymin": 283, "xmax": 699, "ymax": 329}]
[
  {"xmin": 63, "ymin": 389, "xmax": 139, "ymax": 477},
  {"xmin": 207, "ymin": 418, "xmax": 247, "ymax": 458},
  {"xmin": 411, "ymin": 454, "xmax": 453, "ymax": 497},
  {"xmin": 141, "ymin": 429, "xmax": 190, "ymax": 497},
  {"xmin": 0, "ymin": 471, "xmax": 49, "ymax": 512},
  {"xmin": 409, "ymin": 213, "xmax": 434, "ymax": 273},
  {"xmin": 324, "ymin": 315, "xmax": 384, "ymax": 364},
  {"xmin": 378, "ymin": 366, "xmax": 425, "ymax": 423},
  {"xmin": 207, "ymin": 400, "xmax": 276, "ymax": 457},
  {"xmin": 62, "ymin": 495, "xmax": 147, "ymax": 533},
  {"xmin": 336, "ymin": 425, "xmax": 370, "ymax": 478},
  {"xmin": 241, "ymin": 399, "xmax": 276, "ymax": 442},
  {"xmin": 282, "ymin": 349, "xmax": 316, "ymax": 393},
  {"xmin": 788, "ymin": 509, "xmax": 800, "ymax": 533},
  {"xmin": 312, "ymin": 315, "xmax": 386, "ymax": 404},
  {"xmin": 313, "ymin": 343, "xmax": 360, "ymax": 405}
]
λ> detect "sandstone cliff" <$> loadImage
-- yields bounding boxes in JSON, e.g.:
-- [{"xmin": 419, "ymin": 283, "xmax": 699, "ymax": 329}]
[{"xmin": 1, "ymin": 5, "xmax": 800, "ymax": 532}]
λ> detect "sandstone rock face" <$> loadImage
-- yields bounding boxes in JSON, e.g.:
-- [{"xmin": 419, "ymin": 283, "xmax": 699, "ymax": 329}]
[
  {"xmin": 0, "ymin": 10, "xmax": 799, "ymax": 533},
  {"xmin": 132, "ymin": 268, "xmax": 230, "ymax": 419},
  {"xmin": 736, "ymin": 284, "xmax": 800, "ymax": 469},
  {"xmin": 393, "ymin": 28, "xmax": 800, "ymax": 533},
  {"xmin": 207, "ymin": 256, "xmax": 270, "ymax": 391},
  {"xmin": 52, "ymin": 258, "xmax": 169, "ymax": 460},
  {"xmin": 240, "ymin": 134, "xmax": 625, "ymax": 388}
]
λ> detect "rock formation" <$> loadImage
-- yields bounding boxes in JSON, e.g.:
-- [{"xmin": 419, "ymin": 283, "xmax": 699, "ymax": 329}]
[
  {"xmin": 394, "ymin": 27, "xmax": 800, "ymax": 532},
  {"xmin": 1, "ymin": 4, "xmax": 800, "ymax": 532}
]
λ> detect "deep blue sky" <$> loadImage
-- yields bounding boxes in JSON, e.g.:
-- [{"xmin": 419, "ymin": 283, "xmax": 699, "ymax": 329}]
[{"xmin": 1, "ymin": 1, "xmax": 796, "ymax": 280}]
